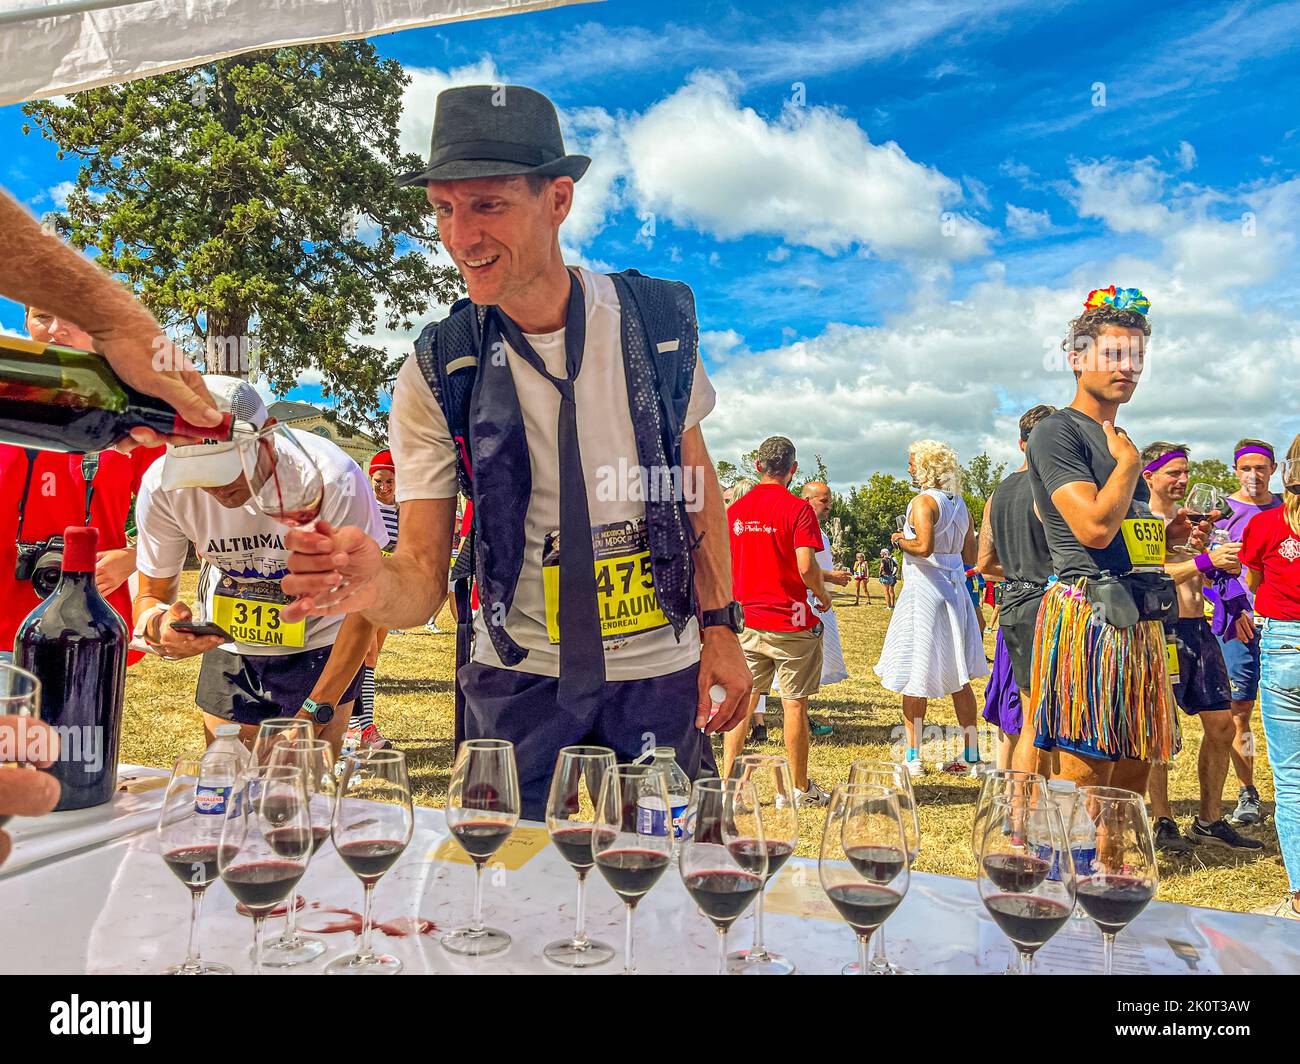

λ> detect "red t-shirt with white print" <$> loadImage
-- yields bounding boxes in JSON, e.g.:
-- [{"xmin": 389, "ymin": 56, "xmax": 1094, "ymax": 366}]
[{"xmin": 1240, "ymin": 505, "xmax": 1300, "ymax": 621}]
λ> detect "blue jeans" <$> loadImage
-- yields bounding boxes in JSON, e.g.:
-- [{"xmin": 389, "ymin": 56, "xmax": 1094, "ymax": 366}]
[{"xmin": 1259, "ymin": 618, "xmax": 1300, "ymax": 891}]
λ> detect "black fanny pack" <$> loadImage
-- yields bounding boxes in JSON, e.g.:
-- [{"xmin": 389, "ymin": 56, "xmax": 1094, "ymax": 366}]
[{"xmin": 1084, "ymin": 571, "xmax": 1177, "ymax": 629}]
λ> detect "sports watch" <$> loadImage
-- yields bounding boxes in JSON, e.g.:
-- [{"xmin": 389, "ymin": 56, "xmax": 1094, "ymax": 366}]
[
  {"xmin": 302, "ymin": 698, "xmax": 335, "ymax": 725},
  {"xmin": 700, "ymin": 601, "xmax": 745, "ymax": 634}
]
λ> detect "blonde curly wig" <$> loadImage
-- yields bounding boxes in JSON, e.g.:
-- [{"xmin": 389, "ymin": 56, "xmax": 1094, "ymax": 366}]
[{"xmin": 909, "ymin": 439, "xmax": 963, "ymax": 493}]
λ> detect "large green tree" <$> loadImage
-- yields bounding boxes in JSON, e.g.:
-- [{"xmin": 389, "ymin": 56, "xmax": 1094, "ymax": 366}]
[{"xmin": 23, "ymin": 42, "xmax": 462, "ymax": 434}]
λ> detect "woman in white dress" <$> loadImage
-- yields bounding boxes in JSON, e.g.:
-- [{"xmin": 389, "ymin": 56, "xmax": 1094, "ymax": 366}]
[{"xmin": 874, "ymin": 440, "xmax": 989, "ymax": 778}]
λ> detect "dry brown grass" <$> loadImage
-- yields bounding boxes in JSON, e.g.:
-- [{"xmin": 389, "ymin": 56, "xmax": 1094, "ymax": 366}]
[{"xmin": 124, "ymin": 574, "xmax": 1287, "ymax": 913}]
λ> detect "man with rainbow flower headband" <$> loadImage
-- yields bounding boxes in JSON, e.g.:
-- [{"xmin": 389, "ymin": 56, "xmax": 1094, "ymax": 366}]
[{"xmin": 1015, "ymin": 286, "xmax": 1209, "ymax": 791}]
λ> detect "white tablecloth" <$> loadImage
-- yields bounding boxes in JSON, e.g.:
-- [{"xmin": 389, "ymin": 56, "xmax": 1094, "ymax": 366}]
[{"xmin": 2, "ymin": 766, "xmax": 1297, "ymax": 975}]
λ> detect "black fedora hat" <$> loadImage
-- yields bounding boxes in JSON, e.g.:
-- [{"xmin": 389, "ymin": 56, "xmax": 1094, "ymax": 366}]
[{"xmin": 397, "ymin": 84, "xmax": 591, "ymax": 187}]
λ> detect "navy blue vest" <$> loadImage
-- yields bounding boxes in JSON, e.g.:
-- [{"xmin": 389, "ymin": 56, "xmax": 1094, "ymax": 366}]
[{"xmin": 414, "ymin": 270, "xmax": 702, "ymax": 671}]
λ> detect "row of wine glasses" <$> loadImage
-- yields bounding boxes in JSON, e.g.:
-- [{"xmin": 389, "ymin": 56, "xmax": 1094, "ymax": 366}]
[
  {"xmin": 972, "ymin": 769, "xmax": 1158, "ymax": 975},
  {"xmin": 157, "ymin": 721, "xmax": 413, "ymax": 976}
]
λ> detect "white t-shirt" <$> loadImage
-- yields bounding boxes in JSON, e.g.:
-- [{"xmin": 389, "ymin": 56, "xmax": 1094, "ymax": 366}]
[
  {"xmin": 135, "ymin": 429, "xmax": 385, "ymax": 657},
  {"xmin": 388, "ymin": 267, "xmax": 717, "ymax": 681}
]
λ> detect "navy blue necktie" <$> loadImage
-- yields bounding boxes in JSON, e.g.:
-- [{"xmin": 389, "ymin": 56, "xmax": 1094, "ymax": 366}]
[{"xmin": 494, "ymin": 272, "xmax": 605, "ymax": 709}]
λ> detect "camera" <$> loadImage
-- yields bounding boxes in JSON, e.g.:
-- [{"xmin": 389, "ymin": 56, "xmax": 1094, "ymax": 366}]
[{"xmin": 14, "ymin": 535, "xmax": 64, "ymax": 598}]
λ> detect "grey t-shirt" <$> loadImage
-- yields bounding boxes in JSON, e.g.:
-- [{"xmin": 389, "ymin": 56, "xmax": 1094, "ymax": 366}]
[
  {"xmin": 1026, "ymin": 408, "xmax": 1150, "ymax": 580},
  {"xmin": 987, "ymin": 470, "xmax": 1053, "ymax": 608}
]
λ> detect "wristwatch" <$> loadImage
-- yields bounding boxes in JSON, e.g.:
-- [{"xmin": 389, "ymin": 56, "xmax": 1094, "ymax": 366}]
[
  {"xmin": 302, "ymin": 698, "xmax": 335, "ymax": 725},
  {"xmin": 700, "ymin": 601, "xmax": 745, "ymax": 634}
]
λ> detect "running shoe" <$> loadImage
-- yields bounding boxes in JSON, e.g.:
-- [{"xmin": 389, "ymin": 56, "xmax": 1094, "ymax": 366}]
[
  {"xmin": 1153, "ymin": 816, "xmax": 1194, "ymax": 855},
  {"xmin": 1229, "ymin": 785, "xmax": 1262, "ymax": 826},
  {"xmin": 750, "ymin": 722, "xmax": 768, "ymax": 744},
  {"xmin": 904, "ymin": 758, "xmax": 924, "ymax": 780},
  {"xmin": 360, "ymin": 724, "xmax": 392, "ymax": 751},
  {"xmin": 1187, "ymin": 817, "xmax": 1264, "ymax": 851},
  {"xmin": 940, "ymin": 757, "xmax": 984, "ymax": 778},
  {"xmin": 809, "ymin": 718, "xmax": 834, "ymax": 737}
]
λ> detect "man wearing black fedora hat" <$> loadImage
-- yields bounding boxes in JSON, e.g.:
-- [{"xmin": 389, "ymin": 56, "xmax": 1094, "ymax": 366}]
[{"xmin": 282, "ymin": 85, "xmax": 753, "ymax": 821}]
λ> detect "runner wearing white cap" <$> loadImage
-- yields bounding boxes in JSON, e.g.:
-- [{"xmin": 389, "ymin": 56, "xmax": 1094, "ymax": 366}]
[{"xmin": 129, "ymin": 375, "xmax": 386, "ymax": 752}]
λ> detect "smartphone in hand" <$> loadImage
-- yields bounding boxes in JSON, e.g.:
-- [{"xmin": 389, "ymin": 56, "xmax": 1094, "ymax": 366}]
[{"xmin": 170, "ymin": 620, "xmax": 232, "ymax": 640}]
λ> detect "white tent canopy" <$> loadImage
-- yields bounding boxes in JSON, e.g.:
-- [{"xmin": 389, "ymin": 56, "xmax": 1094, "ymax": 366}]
[{"xmin": 0, "ymin": 0, "xmax": 598, "ymax": 105}]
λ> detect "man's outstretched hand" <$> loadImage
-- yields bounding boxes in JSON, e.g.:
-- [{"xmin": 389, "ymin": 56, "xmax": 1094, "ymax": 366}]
[{"xmin": 281, "ymin": 520, "xmax": 383, "ymax": 621}]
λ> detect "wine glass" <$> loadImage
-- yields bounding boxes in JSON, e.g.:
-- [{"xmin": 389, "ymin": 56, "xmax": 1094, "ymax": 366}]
[
  {"xmin": 680, "ymin": 777, "xmax": 767, "ymax": 975},
  {"xmin": 326, "ymin": 748, "xmax": 414, "ymax": 975},
  {"xmin": 847, "ymin": 759, "xmax": 920, "ymax": 975},
  {"xmin": 235, "ymin": 422, "xmax": 324, "ymax": 530},
  {"xmin": 544, "ymin": 745, "xmax": 617, "ymax": 968},
  {"xmin": 250, "ymin": 716, "xmax": 314, "ymax": 767},
  {"xmin": 0, "ymin": 663, "xmax": 41, "ymax": 830},
  {"xmin": 970, "ymin": 769, "xmax": 1048, "ymax": 864},
  {"xmin": 978, "ymin": 792, "xmax": 1076, "ymax": 975},
  {"xmin": 218, "ymin": 764, "xmax": 312, "ymax": 975},
  {"xmin": 819, "ymin": 783, "xmax": 911, "ymax": 976},
  {"xmin": 443, "ymin": 738, "xmax": 521, "ymax": 957},
  {"xmin": 1071, "ymin": 786, "xmax": 1158, "ymax": 974},
  {"xmin": 258, "ymin": 738, "xmax": 337, "ymax": 967},
  {"xmin": 726, "ymin": 753, "xmax": 799, "ymax": 975},
  {"xmin": 592, "ymin": 763, "xmax": 675, "ymax": 975},
  {"xmin": 894, "ymin": 515, "xmax": 907, "ymax": 533},
  {"xmin": 1185, "ymin": 482, "xmax": 1227, "ymax": 527},
  {"xmin": 156, "ymin": 751, "xmax": 241, "ymax": 975}
]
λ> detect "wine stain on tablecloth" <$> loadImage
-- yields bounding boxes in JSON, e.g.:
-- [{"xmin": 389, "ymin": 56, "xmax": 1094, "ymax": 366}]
[{"xmin": 299, "ymin": 901, "xmax": 438, "ymax": 937}]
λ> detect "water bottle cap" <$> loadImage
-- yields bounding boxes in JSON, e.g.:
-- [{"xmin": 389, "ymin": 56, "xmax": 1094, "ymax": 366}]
[
  {"xmin": 654, "ymin": 746, "xmax": 676, "ymax": 759},
  {"xmin": 1047, "ymin": 779, "xmax": 1077, "ymax": 792},
  {"xmin": 214, "ymin": 724, "xmax": 241, "ymax": 738}
]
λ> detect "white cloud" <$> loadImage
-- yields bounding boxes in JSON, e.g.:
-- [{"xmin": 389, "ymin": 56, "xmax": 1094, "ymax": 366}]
[
  {"xmin": 1005, "ymin": 203, "xmax": 1051, "ymax": 237},
  {"xmin": 620, "ymin": 72, "xmax": 992, "ymax": 260},
  {"xmin": 46, "ymin": 181, "xmax": 76, "ymax": 208},
  {"xmin": 701, "ymin": 163, "xmax": 1300, "ymax": 489},
  {"xmin": 1176, "ymin": 140, "xmax": 1197, "ymax": 171}
]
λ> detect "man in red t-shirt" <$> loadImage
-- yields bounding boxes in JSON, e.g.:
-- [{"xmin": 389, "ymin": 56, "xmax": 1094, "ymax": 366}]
[
  {"xmin": 1, "ymin": 307, "xmax": 162, "ymax": 664},
  {"xmin": 724, "ymin": 436, "xmax": 831, "ymax": 803}
]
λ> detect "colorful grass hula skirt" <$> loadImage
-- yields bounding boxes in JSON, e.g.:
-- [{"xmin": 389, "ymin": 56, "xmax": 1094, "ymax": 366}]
[
  {"xmin": 1026, "ymin": 580, "xmax": 1173, "ymax": 763},
  {"xmin": 982, "ymin": 629, "xmax": 1022, "ymax": 735}
]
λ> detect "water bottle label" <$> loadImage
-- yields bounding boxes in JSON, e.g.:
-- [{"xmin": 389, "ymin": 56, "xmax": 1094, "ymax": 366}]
[
  {"xmin": 1071, "ymin": 845, "xmax": 1097, "ymax": 877},
  {"xmin": 671, "ymin": 800, "xmax": 688, "ymax": 840},
  {"xmin": 195, "ymin": 784, "xmax": 231, "ymax": 816},
  {"xmin": 636, "ymin": 797, "xmax": 669, "ymax": 837}
]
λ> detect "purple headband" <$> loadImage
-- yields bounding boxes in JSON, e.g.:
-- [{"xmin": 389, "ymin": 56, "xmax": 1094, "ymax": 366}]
[
  {"xmin": 1235, "ymin": 445, "xmax": 1274, "ymax": 464},
  {"xmin": 1143, "ymin": 449, "xmax": 1187, "ymax": 474}
]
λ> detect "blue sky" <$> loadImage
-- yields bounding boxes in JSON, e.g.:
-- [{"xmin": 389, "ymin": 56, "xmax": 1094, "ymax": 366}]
[{"xmin": 4, "ymin": 0, "xmax": 1300, "ymax": 487}]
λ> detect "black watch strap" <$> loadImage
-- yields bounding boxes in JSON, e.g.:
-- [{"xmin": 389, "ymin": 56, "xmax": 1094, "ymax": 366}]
[{"xmin": 701, "ymin": 601, "xmax": 745, "ymax": 633}]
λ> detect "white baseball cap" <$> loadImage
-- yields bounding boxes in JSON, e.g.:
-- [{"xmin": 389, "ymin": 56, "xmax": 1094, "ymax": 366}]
[{"xmin": 160, "ymin": 375, "xmax": 269, "ymax": 491}]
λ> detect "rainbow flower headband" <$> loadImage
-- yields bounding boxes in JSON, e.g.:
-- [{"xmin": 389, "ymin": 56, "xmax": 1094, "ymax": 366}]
[{"xmin": 1083, "ymin": 285, "xmax": 1151, "ymax": 315}]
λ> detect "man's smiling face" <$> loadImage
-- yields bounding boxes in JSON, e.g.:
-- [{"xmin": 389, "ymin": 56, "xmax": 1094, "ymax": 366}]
[{"xmin": 425, "ymin": 175, "xmax": 573, "ymax": 308}]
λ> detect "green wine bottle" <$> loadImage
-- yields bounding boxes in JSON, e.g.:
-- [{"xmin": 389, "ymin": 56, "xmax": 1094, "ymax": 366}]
[{"xmin": 0, "ymin": 335, "xmax": 230, "ymax": 451}]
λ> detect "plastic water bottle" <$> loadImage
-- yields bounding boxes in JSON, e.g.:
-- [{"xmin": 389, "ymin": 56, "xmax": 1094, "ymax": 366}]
[
  {"xmin": 1043, "ymin": 779, "xmax": 1077, "ymax": 883},
  {"xmin": 335, "ymin": 727, "xmax": 360, "ymax": 778},
  {"xmin": 197, "ymin": 725, "xmax": 250, "ymax": 815},
  {"xmin": 633, "ymin": 747, "xmax": 692, "ymax": 859}
]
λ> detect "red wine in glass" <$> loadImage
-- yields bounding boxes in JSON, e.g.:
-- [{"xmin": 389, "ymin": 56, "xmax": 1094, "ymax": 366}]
[
  {"xmin": 982, "ymin": 853, "xmax": 1051, "ymax": 893},
  {"xmin": 222, "ymin": 861, "xmax": 306, "ymax": 913},
  {"xmin": 337, "ymin": 839, "xmax": 407, "ymax": 885},
  {"xmin": 984, "ymin": 894, "xmax": 1072, "ymax": 950},
  {"xmin": 595, "ymin": 848, "xmax": 671, "ymax": 902},
  {"xmin": 265, "ymin": 826, "xmax": 314, "ymax": 859},
  {"xmin": 844, "ymin": 844, "xmax": 907, "ymax": 884},
  {"xmin": 163, "ymin": 845, "xmax": 220, "ymax": 891},
  {"xmin": 550, "ymin": 825, "xmax": 595, "ymax": 870},
  {"xmin": 825, "ymin": 883, "xmax": 904, "ymax": 935},
  {"xmin": 1076, "ymin": 876, "xmax": 1155, "ymax": 935},
  {"xmin": 450, "ymin": 820, "xmax": 515, "ymax": 864},
  {"xmin": 684, "ymin": 870, "xmax": 765, "ymax": 926},
  {"xmin": 727, "ymin": 837, "xmax": 794, "ymax": 881}
]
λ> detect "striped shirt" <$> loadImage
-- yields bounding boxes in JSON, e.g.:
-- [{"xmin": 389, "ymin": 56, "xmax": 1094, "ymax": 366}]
[{"xmin": 378, "ymin": 502, "xmax": 399, "ymax": 551}]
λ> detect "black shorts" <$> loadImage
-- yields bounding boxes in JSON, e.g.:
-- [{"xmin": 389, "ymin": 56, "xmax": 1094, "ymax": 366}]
[
  {"xmin": 197, "ymin": 646, "xmax": 363, "ymax": 726},
  {"xmin": 459, "ymin": 660, "xmax": 717, "ymax": 822},
  {"xmin": 1001, "ymin": 617, "xmax": 1037, "ymax": 692},
  {"xmin": 1169, "ymin": 617, "xmax": 1231, "ymax": 715}
]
